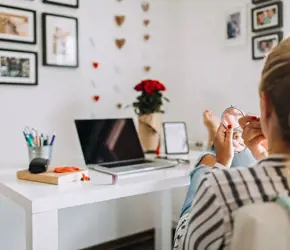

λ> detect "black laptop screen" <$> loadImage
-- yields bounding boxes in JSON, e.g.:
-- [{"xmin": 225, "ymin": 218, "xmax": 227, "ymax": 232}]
[{"xmin": 75, "ymin": 118, "xmax": 145, "ymax": 165}]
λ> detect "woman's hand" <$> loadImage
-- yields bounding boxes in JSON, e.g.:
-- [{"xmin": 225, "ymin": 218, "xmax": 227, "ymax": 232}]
[
  {"xmin": 239, "ymin": 116, "xmax": 268, "ymax": 160},
  {"xmin": 214, "ymin": 124, "xmax": 234, "ymax": 167}
]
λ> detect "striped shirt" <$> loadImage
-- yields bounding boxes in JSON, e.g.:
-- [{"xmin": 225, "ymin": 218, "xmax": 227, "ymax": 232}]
[{"xmin": 174, "ymin": 155, "xmax": 290, "ymax": 250}]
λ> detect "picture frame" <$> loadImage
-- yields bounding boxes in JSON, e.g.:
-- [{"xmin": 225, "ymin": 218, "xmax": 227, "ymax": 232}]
[
  {"xmin": 252, "ymin": 0, "xmax": 272, "ymax": 4},
  {"xmin": 252, "ymin": 31, "xmax": 283, "ymax": 60},
  {"xmin": 0, "ymin": 49, "xmax": 38, "ymax": 86},
  {"xmin": 251, "ymin": 1, "xmax": 283, "ymax": 33},
  {"xmin": 163, "ymin": 122, "xmax": 189, "ymax": 155},
  {"xmin": 42, "ymin": 13, "xmax": 79, "ymax": 68},
  {"xmin": 43, "ymin": 0, "xmax": 79, "ymax": 9},
  {"xmin": 0, "ymin": 4, "xmax": 36, "ymax": 44},
  {"xmin": 225, "ymin": 5, "xmax": 247, "ymax": 46}
]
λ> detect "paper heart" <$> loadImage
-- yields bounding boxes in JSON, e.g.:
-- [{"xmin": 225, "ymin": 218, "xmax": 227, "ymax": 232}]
[
  {"xmin": 115, "ymin": 15, "xmax": 125, "ymax": 26},
  {"xmin": 92, "ymin": 62, "xmax": 99, "ymax": 68},
  {"xmin": 142, "ymin": 2, "xmax": 150, "ymax": 12},
  {"xmin": 144, "ymin": 34, "xmax": 150, "ymax": 41},
  {"xmin": 115, "ymin": 39, "xmax": 126, "ymax": 49},
  {"xmin": 144, "ymin": 66, "xmax": 151, "ymax": 72},
  {"xmin": 92, "ymin": 95, "xmax": 100, "ymax": 102},
  {"xmin": 143, "ymin": 19, "xmax": 150, "ymax": 26}
]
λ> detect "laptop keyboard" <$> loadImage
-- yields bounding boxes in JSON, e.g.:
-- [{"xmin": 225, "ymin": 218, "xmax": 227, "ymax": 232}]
[{"xmin": 100, "ymin": 159, "xmax": 153, "ymax": 168}]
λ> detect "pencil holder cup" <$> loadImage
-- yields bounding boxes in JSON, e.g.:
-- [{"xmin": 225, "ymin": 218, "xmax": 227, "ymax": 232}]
[{"xmin": 28, "ymin": 146, "xmax": 53, "ymax": 163}]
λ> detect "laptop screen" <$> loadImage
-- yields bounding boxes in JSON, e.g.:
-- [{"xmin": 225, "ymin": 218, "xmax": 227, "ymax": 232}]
[{"xmin": 75, "ymin": 118, "xmax": 145, "ymax": 165}]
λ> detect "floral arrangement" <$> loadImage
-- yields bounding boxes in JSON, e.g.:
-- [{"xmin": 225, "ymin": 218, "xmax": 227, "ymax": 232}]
[{"xmin": 133, "ymin": 79, "xmax": 169, "ymax": 115}]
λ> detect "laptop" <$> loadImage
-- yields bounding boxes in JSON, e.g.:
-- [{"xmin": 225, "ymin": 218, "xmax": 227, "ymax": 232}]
[{"xmin": 74, "ymin": 118, "xmax": 176, "ymax": 175}]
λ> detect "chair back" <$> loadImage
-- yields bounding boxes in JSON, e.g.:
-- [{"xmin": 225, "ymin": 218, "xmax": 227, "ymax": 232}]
[{"xmin": 230, "ymin": 203, "xmax": 290, "ymax": 250}]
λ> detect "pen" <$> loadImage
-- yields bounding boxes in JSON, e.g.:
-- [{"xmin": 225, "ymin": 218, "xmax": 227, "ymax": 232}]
[
  {"xmin": 50, "ymin": 134, "xmax": 56, "ymax": 146},
  {"xmin": 23, "ymin": 131, "xmax": 29, "ymax": 146},
  {"xmin": 24, "ymin": 133, "xmax": 34, "ymax": 147},
  {"xmin": 32, "ymin": 128, "xmax": 39, "ymax": 147}
]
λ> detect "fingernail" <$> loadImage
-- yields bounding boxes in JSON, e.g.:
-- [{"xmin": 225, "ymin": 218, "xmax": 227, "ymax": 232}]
[{"xmin": 228, "ymin": 125, "xmax": 232, "ymax": 129}]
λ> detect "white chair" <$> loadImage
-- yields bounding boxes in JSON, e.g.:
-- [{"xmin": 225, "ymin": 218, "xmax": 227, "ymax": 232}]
[{"xmin": 230, "ymin": 203, "xmax": 290, "ymax": 250}]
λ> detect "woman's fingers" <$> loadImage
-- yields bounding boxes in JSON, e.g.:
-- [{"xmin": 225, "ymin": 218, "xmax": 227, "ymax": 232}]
[
  {"xmin": 239, "ymin": 116, "xmax": 260, "ymax": 128},
  {"xmin": 242, "ymin": 124, "xmax": 263, "ymax": 143}
]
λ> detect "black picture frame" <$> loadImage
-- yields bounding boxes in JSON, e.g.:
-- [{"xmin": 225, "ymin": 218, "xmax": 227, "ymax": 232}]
[
  {"xmin": 43, "ymin": 0, "xmax": 79, "ymax": 8},
  {"xmin": 0, "ymin": 4, "xmax": 36, "ymax": 44},
  {"xmin": 252, "ymin": 31, "xmax": 283, "ymax": 60},
  {"xmin": 42, "ymin": 13, "xmax": 79, "ymax": 68},
  {"xmin": 252, "ymin": 0, "xmax": 273, "ymax": 4},
  {"xmin": 0, "ymin": 49, "xmax": 38, "ymax": 86},
  {"xmin": 251, "ymin": 1, "xmax": 283, "ymax": 33},
  {"xmin": 163, "ymin": 122, "xmax": 189, "ymax": 155}
]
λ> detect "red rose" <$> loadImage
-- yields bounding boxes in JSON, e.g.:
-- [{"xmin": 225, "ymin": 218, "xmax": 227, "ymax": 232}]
[
  {"xmin": 144, "ymin": 82, "xmax": 154, "ymax": 94},
  {"xmin": 134, "ymin": 82, "xmax": 144, "ymax": 91},
  {"xmin": 155, "ymin": 81, "xmax": 165, "ymax": 91}
]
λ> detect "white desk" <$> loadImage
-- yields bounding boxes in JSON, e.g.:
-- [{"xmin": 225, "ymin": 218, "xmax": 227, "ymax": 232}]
[{"xmin": 0, "ymin": 153, "xmax": 200, "ymax": 250}]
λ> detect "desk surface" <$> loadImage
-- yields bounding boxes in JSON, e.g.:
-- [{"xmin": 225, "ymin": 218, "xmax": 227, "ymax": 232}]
[
  {"xmin": 0, "ymin": 164, "xmax": 191, "ymax": 213},
  {"xmin": 0, "ymin": 152, "xmax": 201, "ymax": 214}
]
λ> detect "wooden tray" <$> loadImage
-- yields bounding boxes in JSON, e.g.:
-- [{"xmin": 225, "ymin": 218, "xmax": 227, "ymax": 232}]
[{"xmin": 17, "ymin": 168, "xmax": 88, "ymax": 185}]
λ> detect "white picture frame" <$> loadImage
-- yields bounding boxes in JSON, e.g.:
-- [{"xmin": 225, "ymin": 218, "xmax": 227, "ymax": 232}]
[{"xmin": 224, "ymin": 5, "xmax": 247, "ymax": 47}]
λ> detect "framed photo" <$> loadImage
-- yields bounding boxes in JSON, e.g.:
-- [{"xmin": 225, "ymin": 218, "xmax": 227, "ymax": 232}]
[
  {"xmin": 163, "ymin": 122, "xmax": 189, "ymax": 155},
  {"xmin": 0, "ymin": 49, "xmax": 38, "ymax": 86},
  {"xmin": 42, "ymin": 13, "xmax": 79, "ymax": 68},
  {"xmin": 0, "ymin": 5, "xmax": 36, "ymax": 44},
  {"xmin": 43, "ymin": 0, "xmax": 79, "ymax": 8},
  {"xmin": 252, "ymin": 0, "xmax": 272, "ymax": 4},
  {"xmin": 225, "ymin": 5, "xmax": 247, "ymax": 46},
  {"xmin": 251, "ymin": 1, "xmax": 283, "ymax": 33},
  {"xmin": 252, "ymin": 31, "xmax": 283, "ymax": 60}
]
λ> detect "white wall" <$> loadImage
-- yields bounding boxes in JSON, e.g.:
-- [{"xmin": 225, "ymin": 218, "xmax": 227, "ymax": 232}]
[
  {"xmin": 172, "ymin": 0, "xmax": 290, "ymax": 223},
  {"xmin": 0, "ymin": 0, "xmax": 176, "ymax": 249},
  {"xmin": 1, "ymin": 0, "xmax": 289, "ymax": 249}
]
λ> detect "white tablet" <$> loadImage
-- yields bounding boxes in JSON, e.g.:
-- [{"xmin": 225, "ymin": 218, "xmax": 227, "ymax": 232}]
[{"xmin": 163, "ymin": 122, "xmax": 189, "ymax": 155}]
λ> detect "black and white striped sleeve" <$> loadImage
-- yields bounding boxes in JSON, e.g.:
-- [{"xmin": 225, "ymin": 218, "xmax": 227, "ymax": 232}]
[{"xmin": 175, "ymin": 176, "xmax": 225, "ymax": 250}]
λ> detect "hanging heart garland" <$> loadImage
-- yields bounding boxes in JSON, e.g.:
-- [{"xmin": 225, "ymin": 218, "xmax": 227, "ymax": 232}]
[
  {"xmin": 115, "ymin": 15, "xmax": 125, "ymax": 26},
  {"xmin": 115, "ymin": 39, "xmax": 126, "ymax": 49},
  {"xmin": 141, "ymin": 2, "xmax": 150, "ymax": 12}
]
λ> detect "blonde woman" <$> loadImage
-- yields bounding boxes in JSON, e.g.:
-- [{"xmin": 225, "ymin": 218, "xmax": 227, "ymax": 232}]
[{"xmin": 174, "ymin": 38, "xmax": 290, "ymax": 249}]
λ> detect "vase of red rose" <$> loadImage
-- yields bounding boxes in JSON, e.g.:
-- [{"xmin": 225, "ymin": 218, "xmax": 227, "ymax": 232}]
[{"xmin": 133, "ymin": 79, "xmax": 169, "ymax": 152}]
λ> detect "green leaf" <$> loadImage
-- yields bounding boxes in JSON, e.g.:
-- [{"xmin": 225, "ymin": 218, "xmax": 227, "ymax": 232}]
[{"xmin": 163, "ymin": 96, "xmax": 170, "ymax": 102}]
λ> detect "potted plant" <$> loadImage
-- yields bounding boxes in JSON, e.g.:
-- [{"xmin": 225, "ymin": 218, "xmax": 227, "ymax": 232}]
[{"xmin": 133, "ymin": 79, "xmax": 169, "ymax": 152}]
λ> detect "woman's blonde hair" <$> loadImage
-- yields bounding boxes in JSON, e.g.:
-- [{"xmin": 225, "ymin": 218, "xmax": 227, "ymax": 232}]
[{"xmin": 259, "ymin": 38, "xmax": 290, "ymax": 141}]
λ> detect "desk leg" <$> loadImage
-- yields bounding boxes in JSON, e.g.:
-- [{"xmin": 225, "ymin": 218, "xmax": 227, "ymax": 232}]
[
  {"xmin": 155, "ymin": 190, "xmax": 172, "ymax": 250},
  {"xmin": 26, "ymin": 210, "xmax": 58, "ymax": 250}
]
